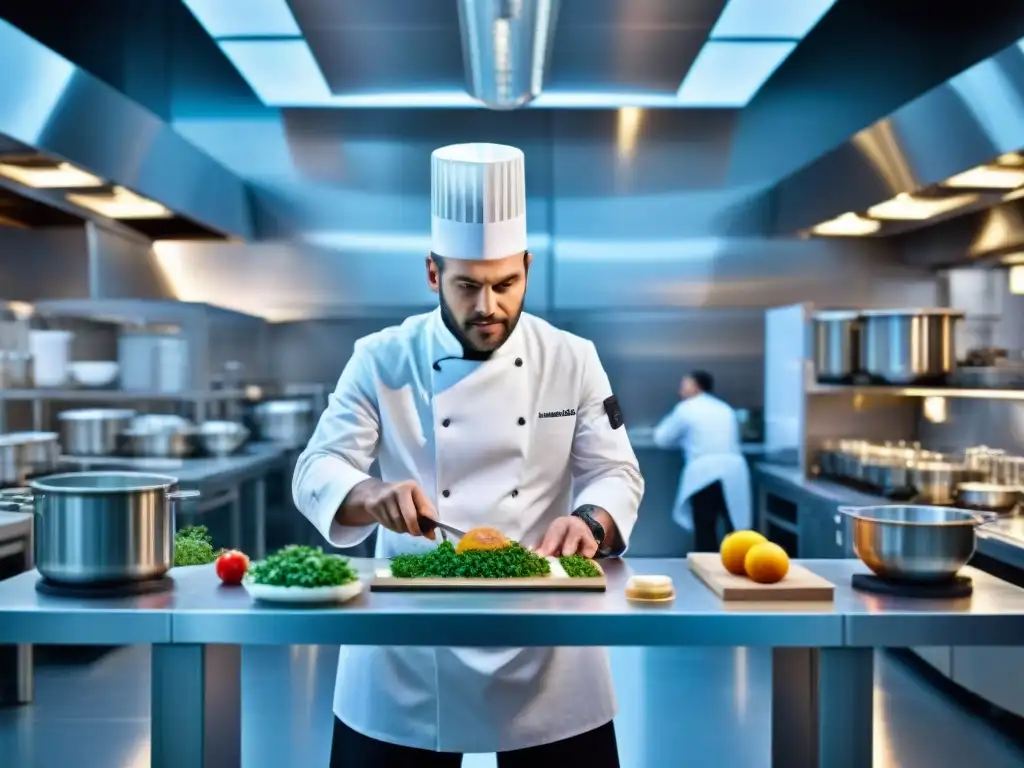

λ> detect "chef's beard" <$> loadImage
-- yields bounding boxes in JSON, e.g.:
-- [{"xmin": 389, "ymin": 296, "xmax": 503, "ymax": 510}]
[{"xmin": 439, "ymin": 289, "xmax": 524, "ymax": 360}]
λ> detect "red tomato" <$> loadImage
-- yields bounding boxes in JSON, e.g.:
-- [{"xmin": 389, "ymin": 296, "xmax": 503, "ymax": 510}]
[{"xmin": 216, "ymin": 550, "xmax": 249, "ymax": 585}]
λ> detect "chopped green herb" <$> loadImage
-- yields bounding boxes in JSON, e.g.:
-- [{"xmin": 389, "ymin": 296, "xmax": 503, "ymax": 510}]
[
  {"xmin": 173, "ymin": 525, "xmax": 219, "ymax": 566},
  {"xmin": 559, "ymin": 555, "xmax": 601, "ymax": 578},
  {"xmin": 248, "ymin": 545, "xmax": 358, "ymax": 588},
  {"xmin": 390, "ymin": 540, "xmax": 551, "ymax": 579}
]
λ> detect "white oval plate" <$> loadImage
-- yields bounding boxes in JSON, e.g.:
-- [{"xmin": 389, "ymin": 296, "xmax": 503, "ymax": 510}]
[{"xmin": 243, "ymin": 579, "xmax": 364, "ymax": 604}]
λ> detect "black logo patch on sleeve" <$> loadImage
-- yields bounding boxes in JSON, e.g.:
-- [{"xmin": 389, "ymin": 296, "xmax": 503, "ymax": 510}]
[{"xmin": 603, "ymin": 395, "xmax": 624, "ymax": 430}]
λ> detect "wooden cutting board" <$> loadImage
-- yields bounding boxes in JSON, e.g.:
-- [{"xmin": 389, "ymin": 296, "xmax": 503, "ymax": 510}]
[
  {"xmin": 688, "ymin": 553, "xmax": 834, "ymax": 602},
  {"xmin": 371, "ymin": 557, "xmax": 606, "ymax": 592}
]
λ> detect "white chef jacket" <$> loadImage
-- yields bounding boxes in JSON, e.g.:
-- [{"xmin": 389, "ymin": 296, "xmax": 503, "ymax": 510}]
[
  {"xmin": 652, "ymin": 393, "xmax": 751, "ymax": 533},
  {"xmin": 292, "ymin": 308, "xmax": 644, "ymax": 753}
]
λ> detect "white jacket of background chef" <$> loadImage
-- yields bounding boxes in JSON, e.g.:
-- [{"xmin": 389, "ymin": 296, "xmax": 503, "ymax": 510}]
[
  {"xmin": 293, "ymin": 307, "xmax": 644, "ymax": 753},
  {"xmin": 653, "ymin": 392, "xmax": 751, "ymax": 533}
]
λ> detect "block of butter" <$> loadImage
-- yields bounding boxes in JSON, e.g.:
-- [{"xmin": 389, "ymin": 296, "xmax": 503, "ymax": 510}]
[{"xmin": 625, "ymin": 574, "xmax": 675, "ymax": 602}]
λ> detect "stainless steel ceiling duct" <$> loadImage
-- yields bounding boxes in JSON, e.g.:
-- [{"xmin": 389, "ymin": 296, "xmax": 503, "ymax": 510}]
[
  {"xmin": 0, "ymin": 19, "xmax": 252, "ymax": 240},
  {"xmin": 772, "ymin": 38, "xmax": 1024, "ymax": 242},
  {"xmin": 458, "ymin": 0, "xmax": 560, "ymax": 110}
]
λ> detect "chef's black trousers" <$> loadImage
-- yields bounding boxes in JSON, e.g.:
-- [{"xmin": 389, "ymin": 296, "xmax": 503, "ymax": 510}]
[
  {"xmin": 690, "ymin": 479, "xmax": 735, "ymax": 552},
  {"xmin": 329, "ymin": 717, "xmax": 620, "ymax": 767}
]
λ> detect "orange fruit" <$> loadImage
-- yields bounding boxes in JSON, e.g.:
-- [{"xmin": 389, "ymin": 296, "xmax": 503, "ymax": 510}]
[
  {"xmin": 744, "ymin": 542, "xmax": 790, "ymax": 584},
  {"xmin": 719, "ymin": 530, "xmax": 767, "ymax": 575},
  {"xmin": 456, "ymin": 526, "xmax": 511, "ymax": 554}
]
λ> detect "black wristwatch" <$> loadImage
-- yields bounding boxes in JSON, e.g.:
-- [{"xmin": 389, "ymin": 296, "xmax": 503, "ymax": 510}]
[{"xmin": 572, "ymin": 505, "xmax": 611, "ymax": 557}]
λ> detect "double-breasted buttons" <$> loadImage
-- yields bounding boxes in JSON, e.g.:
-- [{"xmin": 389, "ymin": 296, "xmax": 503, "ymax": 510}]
[
  {"xmin": 515, "ymin": 358, "xmax": 523, "ymax": 367},
  {"xmin": 517, "ymin": 417, "xmax": 526, "ymax": 426},
  {"xmin": 442, "ymin": 489, "xmax": 450, "ymax": 498},
  {"xmin": 511, "ymin": 489, "xmax": 519, "ymax": 498},
  {"xmin": 442, "ymin": 418, "xmax": 451, "ymax": 427}
]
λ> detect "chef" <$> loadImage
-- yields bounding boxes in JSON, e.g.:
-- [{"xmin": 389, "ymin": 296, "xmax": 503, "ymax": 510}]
[
  {"xmin": 652, "ymin": 370, "xmax": 751, "ymax": 552},
  {"xmin": 293, "ymin": 142, "xmax": 644, "ymax": 767}
]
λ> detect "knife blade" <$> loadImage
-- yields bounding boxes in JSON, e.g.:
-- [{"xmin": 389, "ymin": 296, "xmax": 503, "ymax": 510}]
[{"xmin": 417, "ymin": 514, "xmax": 468, "ymax": 540}]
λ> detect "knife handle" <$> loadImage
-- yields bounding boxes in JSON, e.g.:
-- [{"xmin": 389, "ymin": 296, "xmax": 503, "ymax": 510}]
[{"xmin": 417, "ymin": 514, "xmax": 438, "ymax": 534}]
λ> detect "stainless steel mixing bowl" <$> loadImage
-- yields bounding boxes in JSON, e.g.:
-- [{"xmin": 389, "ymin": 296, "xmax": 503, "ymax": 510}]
[{"xmin": 839, "ymin": 504, "xmax": 996, "ymax": 582}]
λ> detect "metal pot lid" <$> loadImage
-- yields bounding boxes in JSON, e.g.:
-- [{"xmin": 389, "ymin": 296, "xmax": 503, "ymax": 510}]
[
  {"xmin": 859, "ymin": 308, "xmax": 966, "ymax": 317},
  {"xmin": 58, "ymin": 408, "xmax": 137, "ymax": 420},
  {"xmin": 31, "ymin": 471, "xmax": 180, "ymax": 493},
  {"xmin": 956, "ymin": 482, "xmax": 1018, "ymax": 492},
  {"xmin": 1, "ymin": 431, "xmax": 58, "ymax": 442},
  {"xmin": 813, "ymin": 310, "xmax": 861, "ymax": 321},
  {"xmin": 255, "ymin": 399, "xmax": 313, "ymax": 414}
]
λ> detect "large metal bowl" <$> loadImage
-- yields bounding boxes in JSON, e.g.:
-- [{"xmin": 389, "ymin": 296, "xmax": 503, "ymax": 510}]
[{"xmin": 839, "ymin": 504, "xmax": 995, "ymax": 582}]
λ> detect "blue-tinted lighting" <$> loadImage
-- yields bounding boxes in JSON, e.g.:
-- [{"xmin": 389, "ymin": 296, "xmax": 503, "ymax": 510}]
[
  {"xmin": 710, "ymin": 0, "xmax": 837, "ymax": 40},
  {"xmin": 219, "ymin": 39, "xmax": 331, "ymax": 104},
  {"xmin": 182, "ymin": 0, "xmax": 301, "ymax": 38},
  {"xmin": 676, "ymin": 41, "xmax": 797, "ymax": 107}
]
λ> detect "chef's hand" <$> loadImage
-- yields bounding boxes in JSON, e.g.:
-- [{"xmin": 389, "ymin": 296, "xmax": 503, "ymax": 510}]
[
  {"xmin": 534, "ymin": 516, "xmax": 599, "ymax": 558},
  {"xmin": 342, "ymin": 479, "xmax": 439, "ymax": 539}
]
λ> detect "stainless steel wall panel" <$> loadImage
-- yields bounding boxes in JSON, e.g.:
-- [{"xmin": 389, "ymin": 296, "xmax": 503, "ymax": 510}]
[
  {"xmin": 0, "ymin": 227, "xmax": 89, "ymax": 300},
  {"xmin": 87, "ymin": 223, "xmax": 175, "ymax": 301}
]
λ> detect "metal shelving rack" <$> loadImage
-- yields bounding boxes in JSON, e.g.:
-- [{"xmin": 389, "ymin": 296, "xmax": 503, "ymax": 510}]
[
  {"xmin": 807, "ymin": 384, "xmax": 1024, "ymax": 401},
  {"xmin": 0, "ymin": 388, "xmax": 247, "ymax": 433}
]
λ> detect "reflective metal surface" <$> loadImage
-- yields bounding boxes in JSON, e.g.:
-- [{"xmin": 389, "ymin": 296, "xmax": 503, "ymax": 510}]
[
  {"xmin": 30, "ymin": 471, "xmax": 197, "ymax": 584},
  {"xmin": 859, "ymin": 310, "xmax": 964, "ymax": 385},
  {"xmin": 117, "ymin": 428, "xmax": 198, "ymax": 459},
  {"xmin": 955, "ymin": 482, "xmax": 1020, "ymax": 512},
  {"xmin": 773, "ymin": 37, "xmax": 1024, "ymax": 239},
  {"xmin": 840, "ymin": 504, "xmax": 989, "ymax": 582},
  {"xmin": 253, "ymin": 400, "xmax": 314, "ymax": 448},
  {"xmin": 0, "ymin": 431, "xmax": 59, "ymax": 484},
  {"xmin": 196, "ymin": 421, "xmax": 250, "ymax": 457},
  {"xmin": 458, "ymin": 0, "xmax": 560, "ymax": 109},
  {"xmin": 58, "ymin": 409, "xmax": 136, "ymax": 457},
  {"xmin": 813, "ymin": 311, "xmax": 861, "ymax": 382},
  {"xmin": 0, "ymin": 19, "xmax": 252, "ymax": 239}
]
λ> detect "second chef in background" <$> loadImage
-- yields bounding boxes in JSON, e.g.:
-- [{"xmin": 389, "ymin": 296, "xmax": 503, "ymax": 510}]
[
  {"xmin": 654, "ymin": 370, "xmax": 751, "ymax": 552},
  {"xmin": 293, "ymin": 142, "xmax": 643, "ymax": 766}
]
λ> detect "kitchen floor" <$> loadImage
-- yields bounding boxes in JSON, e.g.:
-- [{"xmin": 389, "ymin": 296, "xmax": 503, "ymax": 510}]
[{"xmin": 0, "ymin": 645, "xmax": 1022, "ymax": 767}]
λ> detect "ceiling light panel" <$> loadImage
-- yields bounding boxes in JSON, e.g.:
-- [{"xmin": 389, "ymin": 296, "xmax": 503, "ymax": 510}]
[
  {"xmin": 810, "ymin": 212, "xmax": 881, "ymax": 237},
  {"xmin": 218, "ymin": 39, "xmax": 331, "ymax": 105},
  {"xmin": 866, "ymin": 192, "xmax": 979, "ymax": 221},
  {"xmin": 181, "ymin": 0, "xmax": 300, "ymax": 38},
  {"xmin": 66, "ymin": 186, "xmax": 172, "ymax": 220},
  {"xmin": 943, "ymin": 165, "xmax": 1024, "ymax": 190},
  {"xmin": 0, "ymin": 161, "xmax": 103, "ymax": 188},
  {"xmin": 677, "ymin": 41, "xmax": 797, "ymax": 107},
  {"xmin": 710, "ymin": 0, "xmax": 837, "ymax": 39}
]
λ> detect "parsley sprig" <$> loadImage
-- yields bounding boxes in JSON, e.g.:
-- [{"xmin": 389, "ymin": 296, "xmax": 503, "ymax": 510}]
[
  {"xmin": 558, "ymin": 555, "xmax": 601, "ymax": 578},
  {"xmin": 173, "ymin": 525, "xmax": 221, "ymax": 567},
  {"xmin": 248, "ymin": 545, "xmax": 358, "ymax": 588}
]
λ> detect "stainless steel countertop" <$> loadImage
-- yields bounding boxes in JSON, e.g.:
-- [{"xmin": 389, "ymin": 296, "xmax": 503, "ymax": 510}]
[
  {"xmin": 627, "ymin": 426, "xmax": 766, "ymax": 454},
  {"xmin": 753, "ymin": 463, "xmax": 1024, "ymax": 568},
  {"xmin": 2, "ymin": 558, "xmax": 1024, "ymax": 648},
  {"xmin": 58, "ymin": 442, "xmax": 289, "ymax": 486}
]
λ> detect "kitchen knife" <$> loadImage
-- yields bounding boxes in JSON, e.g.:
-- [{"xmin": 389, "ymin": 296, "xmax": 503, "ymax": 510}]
[{"xmin": 417, "ymin": 514, "xmax": 467, "ymax": 540}]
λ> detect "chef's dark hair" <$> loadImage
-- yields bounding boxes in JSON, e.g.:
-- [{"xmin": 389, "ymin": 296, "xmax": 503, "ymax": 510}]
[{"xmin": 690, "ymin": 370, "xmax": 714, "ymax": 394}]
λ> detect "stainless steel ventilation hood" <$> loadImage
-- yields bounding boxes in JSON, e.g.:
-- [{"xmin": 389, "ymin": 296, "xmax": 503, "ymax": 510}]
[
  {"xmin": 0, "ymin": 19, "xmax": 252, "ymax": 240},
  {"xmin": 772, "ymin": 37, "xmax": 1024, "ymax": 240},
  {"xmin": 458, "ymin": 0, "xmax": 560, "ymax": 110}
]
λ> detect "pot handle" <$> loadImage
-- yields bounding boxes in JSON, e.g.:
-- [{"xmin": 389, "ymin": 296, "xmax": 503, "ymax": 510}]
[
  {"xmin": 971, "ymin": 510, "xmax": 1001, "ymax": 527},
  {"xmin": 168, "ymin": 490, "xmax": 201, "ymax": 501}
]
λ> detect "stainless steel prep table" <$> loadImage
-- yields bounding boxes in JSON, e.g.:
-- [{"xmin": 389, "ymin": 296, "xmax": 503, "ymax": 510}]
[
  {"xmin": 2, "ymin": 557, "xmax": 1024, "ymax": 768},
  {"xmin": 59, "ymin": 442, "xmax": 289, "ymax": 557}
]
